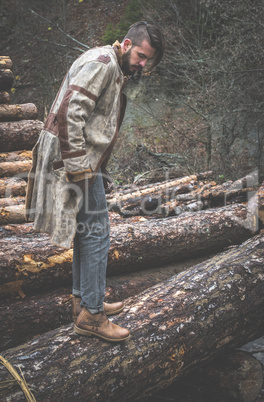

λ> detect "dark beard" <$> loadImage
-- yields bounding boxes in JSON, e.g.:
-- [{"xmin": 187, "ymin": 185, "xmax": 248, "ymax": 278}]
[
  {"xmin": 130, "ymin": 68, "xmax": 142, "ymax": 83},
  {"xmin": 122, "ymin": 49, "xmax": 142, "ymax": 81}
]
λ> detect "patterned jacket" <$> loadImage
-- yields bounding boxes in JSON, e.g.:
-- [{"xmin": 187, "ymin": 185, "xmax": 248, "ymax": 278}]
[{"xmin": 25, "ymin": 45, "xmax": 127, "ymax": 248}]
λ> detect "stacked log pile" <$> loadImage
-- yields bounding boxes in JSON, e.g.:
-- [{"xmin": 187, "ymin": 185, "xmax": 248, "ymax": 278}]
[
  {"xmin": 0, "ymin": 56, "xmax": 264, "ymax": 401},
  {"xmin": 0, "ymin": 57, "xmax": 43, "ymax": 225}
]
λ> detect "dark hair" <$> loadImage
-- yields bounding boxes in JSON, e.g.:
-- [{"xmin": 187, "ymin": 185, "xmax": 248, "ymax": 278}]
[{"xmin": 124, "ymin": 21, "xmax": 165, "ymax": 70}]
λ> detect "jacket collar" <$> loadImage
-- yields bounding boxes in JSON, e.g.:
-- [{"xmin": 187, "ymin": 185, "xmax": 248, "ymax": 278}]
[{"xmin": 112, "ymin": 40, "xmax": 123, "ymax": 68}]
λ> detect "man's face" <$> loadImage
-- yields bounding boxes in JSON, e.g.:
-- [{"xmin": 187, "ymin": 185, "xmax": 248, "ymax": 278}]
[{"xmin": 122, "ymin": 39, "xmax": 156, "ymax": 76}]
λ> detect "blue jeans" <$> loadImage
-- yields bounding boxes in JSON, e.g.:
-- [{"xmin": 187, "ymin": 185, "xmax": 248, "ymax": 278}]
[{"xmin": 72, "ymin": 170, "xmax": 110, "ymax": 314}]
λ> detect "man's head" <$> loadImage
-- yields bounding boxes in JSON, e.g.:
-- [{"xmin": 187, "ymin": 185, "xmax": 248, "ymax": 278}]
[{"xmin": 121, "ymin": 21, "xmax": 165, "ymax": 77}]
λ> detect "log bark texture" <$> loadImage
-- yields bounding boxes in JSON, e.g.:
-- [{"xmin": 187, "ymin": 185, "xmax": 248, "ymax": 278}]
[
  {"xmin": 0, "ymin": 203, "xmax": 257, "ymax": 298},
  {"xmin": 0, "ymin": 196, "xmax": 25, "ymax": 208},
  {"xmin": 0, "ymin": 160, "xmax": 32, "ymax": 178},
  {"xmin": 0, "ymin": 177, "xmax": 27, "ymax": 198},
  {"xmin": 0, "ymin": 150, "xmax": 32, "ymax": 163},
  {"xmin": 0, "ymin": 119, "xmax": 43, "ymax": 152},
  {"xmin": 0, "ymin": 205, "xmax": 27, "ymax": 224},
  {"xmin": 0, "ymin": 91, "xmax": 10, "ymax": 104},
  {"xmin": 0, "ymin": 103, "xmax": 38, "ymax": 122},
  {"xmin": 0, "ymin": 69, "xmax": 14, "ymax": 90},
  {"xmin": 0, "ymin": 233, "xmax": 264, "ymax": 401},
  {"xmin": 0, "ymin": 257, "xmax": 206, "ymax": 351}
]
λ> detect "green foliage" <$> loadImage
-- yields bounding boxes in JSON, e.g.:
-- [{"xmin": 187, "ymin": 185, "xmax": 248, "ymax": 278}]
[{"xmin": 102, "ymin": 0, "xmax": 143, "ymax": 44}]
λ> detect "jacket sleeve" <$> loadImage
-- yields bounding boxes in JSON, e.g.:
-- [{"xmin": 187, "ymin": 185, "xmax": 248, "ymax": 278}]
[{"xmin": 57, "ymin": 58, "xmax": 113, "ymax": 182}]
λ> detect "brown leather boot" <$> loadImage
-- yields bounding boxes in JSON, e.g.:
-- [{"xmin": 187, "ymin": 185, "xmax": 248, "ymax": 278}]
[
  {"xmin": 72, "ymin": 296, "xmax": 124, "ymax": 322},
  {"xmin": 104, "ymin": 301, "xmax": 124, "ymax": 316},
  {"xmin": 74, "ymin": 307, "xmax": 130, "ymax": 342}
]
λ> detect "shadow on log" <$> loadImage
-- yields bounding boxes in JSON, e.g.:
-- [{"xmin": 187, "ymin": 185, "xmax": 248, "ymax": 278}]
[
  {"xmin": 0, "ymin": 233, "xmax": 264, "ymax": 401},
  {"xmin": 0, "ymin": 69, "xmax": 14, "ymax": 90},
  {"xmin": 150, "ymin": 350, "xmax": 263, "ymax": 402}
]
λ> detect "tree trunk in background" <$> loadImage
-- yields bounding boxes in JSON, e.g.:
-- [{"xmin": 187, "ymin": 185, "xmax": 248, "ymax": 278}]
[
  {"xmin": 0, "ymin": 120, "xmax": 43, "ymax": 152},
  {"xmin": 0, "ymin": 203, "xmax": 257, "ymax": 298},
  {"xmin": 0, "ymin": 103, "xmax": 38, "ymax": 122},
  {"xmin": 0, "ymin": 233, "xmax": 264, "ymax": 401}
]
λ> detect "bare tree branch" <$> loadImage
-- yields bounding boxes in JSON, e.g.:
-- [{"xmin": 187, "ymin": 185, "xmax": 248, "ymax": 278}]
[{"xmin": 29, "ymin": 8, "xmax": 90, "ymax": 51}]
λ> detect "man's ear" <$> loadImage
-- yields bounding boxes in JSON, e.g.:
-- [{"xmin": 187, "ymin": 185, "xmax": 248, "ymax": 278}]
[{"xmin": 123, "ymin": 38, "xmax": 132, "ymax": 52}]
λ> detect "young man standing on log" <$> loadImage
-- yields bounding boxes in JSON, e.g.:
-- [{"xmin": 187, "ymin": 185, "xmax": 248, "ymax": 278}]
[{"xmin": 26, "ymin": 22, "xmax": 165, "ymax": 342}]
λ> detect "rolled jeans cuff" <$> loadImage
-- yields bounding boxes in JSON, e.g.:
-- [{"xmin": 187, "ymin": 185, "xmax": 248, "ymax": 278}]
[{"xmin": 72, "ymin": 288, "xmax": 81, "ymax": 298}]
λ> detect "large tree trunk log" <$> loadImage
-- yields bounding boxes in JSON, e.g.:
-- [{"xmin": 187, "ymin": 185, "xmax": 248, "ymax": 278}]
[
  {"xmin": 0, "ymin": 103, "xmax": 38, "ymax": 122},
  {"xmin": 160, "ymin": 350, "xmax": 263, "ymax": 402},
  {"xmin": 0, "ymin": 160, "xmax": 32, "ymax": 178},
  {"xmin": 0, "ymin": 57, "xmax": 13, "ymax": 70},
  {"xmin": 0, "ymin": 91, "xmax": 10, "ymax": 104},
  {"xmin": 0, "ymin": 177, "xmax": 27, "ymax": 198},
  {"xmin": 0, "ymin": 69, "xmax": 14, "ymax": 90},
  {"xmin": 0, "ymin": 120, "xmax": 43, "ymax": 152},
  {"xmin": 0, "ymin": 203, "xmax": 257, "ymax": 298},
  {"xmin": 0, "ymin": 256, "xmax": 206, "ymax": 351},
  {"xmin": 0, "ymin": 233, "xmax": 264, "ymax": 401}
]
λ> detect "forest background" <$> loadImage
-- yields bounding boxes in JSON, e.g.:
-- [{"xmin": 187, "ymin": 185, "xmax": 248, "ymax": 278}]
[{"xmin": 1, "ymin": 0, "xmax": 263, "ymax": 185}]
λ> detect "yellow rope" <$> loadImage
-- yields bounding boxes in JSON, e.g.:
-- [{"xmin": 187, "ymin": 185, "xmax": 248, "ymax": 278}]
[{"xmin": 0, "ymin": 355, "xmax": 36, "ymax": 402}]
